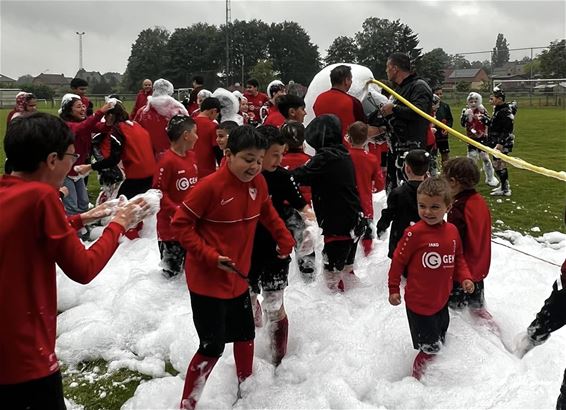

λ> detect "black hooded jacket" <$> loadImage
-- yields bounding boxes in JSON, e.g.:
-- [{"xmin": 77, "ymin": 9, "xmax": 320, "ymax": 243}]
[{"xmin": 291, "ymin": 115, "xmax": 362, "ymax": 236}]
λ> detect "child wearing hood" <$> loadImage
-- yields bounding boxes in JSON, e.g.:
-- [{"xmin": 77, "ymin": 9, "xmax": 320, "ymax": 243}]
[{"xmin": 291, "ymin": 114, "xmax": 364, "ymax": 292}]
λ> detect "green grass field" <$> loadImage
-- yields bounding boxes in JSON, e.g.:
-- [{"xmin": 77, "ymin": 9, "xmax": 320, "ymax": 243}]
[{"xmin": 0, "ymin": 103, "xmax": 565, "ymax": 409}]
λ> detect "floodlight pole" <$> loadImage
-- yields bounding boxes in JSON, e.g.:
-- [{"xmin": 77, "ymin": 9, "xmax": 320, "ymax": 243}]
[
  {"xmin": 76, "ymin": 31, "xmax": 85, "ymax": 70},
  {"xmin": 225, "ymin": 0, "xmax": 231, "ymax": 85}
]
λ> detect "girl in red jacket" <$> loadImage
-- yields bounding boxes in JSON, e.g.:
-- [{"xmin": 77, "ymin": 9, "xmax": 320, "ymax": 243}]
[
  {"xmin": 388, "ymin": 176, "xmax": 475, "ymax": 380},
  {"xmin": 171, "ymin": 125, "xmax": 295, "ymax": 410}
]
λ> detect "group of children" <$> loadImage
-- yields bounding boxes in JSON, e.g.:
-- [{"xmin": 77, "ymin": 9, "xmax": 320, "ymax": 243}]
[{"xmin": 3, "ymin": 74, "xmax": 535, "ymax": 409}]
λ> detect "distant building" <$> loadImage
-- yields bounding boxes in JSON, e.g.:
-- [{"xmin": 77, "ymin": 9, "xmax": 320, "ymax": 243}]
[
  {"xmin": 33, "ymin": 73, "xmax": 72, "ymax": 90},
  {"xmin": 74, "ymin": 69, "xmax": 103, "ymax": 84},
  {"xmin": 0, "ymin": 74, "xmax": 16, "ymax": 87},
  {"xmin": 443, "ymin": 68, "xmax": 489, "ymax": 90},
  {"xmin": 492, "ymin": 62, "xmax": 528, "ymax": 78}
]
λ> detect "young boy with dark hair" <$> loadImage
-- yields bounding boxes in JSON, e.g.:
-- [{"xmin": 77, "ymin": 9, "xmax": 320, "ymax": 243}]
[
  {"xmin": 152, "ymin": 115, "xmax": 199, "ymax": 278},
  {"xmin": 276, "ymin": 94, "xmax": 307, "ymax": 124},
  {"xmin": 443, "ymin": 157, "xmax": 495, "ymax": 320},
  {"xmin": 388, "ymin": 176, "xmax": 474, "ymax": 380},
  {"xmin": 215, "ymin": 120, "xmax": 239, "ymax": 166},
  {"xmin": 0, "ymin": 113, "xmax": 147, "ymax": 409},
  {"xmin": 70, "ymin": 77, "xmax": 93, "ymax": 116},
  {"xmin": 291, "ymin": 114, "xmax": 364, "ymax": 292},
  {"xmin": 171, "ymin": 125, "xmax": 295, "ymax": 410},
  {"xmin": 249, "ymin": 125, "xmax": 315, "ymax": 364},
  {"xmin": 244, "ymin": 78, "xmax": 269, "ymax": 126},
  {"xmin": 347, "ymin": 121, "xmax": 380, "ymax": 257},
  {"xmin": 376, "ymin": 149, "xmax": 429, "ymax": 259}
]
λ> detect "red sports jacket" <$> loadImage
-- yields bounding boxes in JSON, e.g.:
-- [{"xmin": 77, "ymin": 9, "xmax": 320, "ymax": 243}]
[{"xmin": 171, "ymin": 165, "xmax": 295, "ymax": 299}]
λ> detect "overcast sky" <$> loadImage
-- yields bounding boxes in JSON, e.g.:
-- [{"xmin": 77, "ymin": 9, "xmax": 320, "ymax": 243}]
[{"xmin": 1, "ymin": 0, "xmax": 564, "ymax": 81}]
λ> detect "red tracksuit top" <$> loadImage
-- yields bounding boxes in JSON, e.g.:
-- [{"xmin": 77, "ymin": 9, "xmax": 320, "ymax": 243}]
[
  {"xmin": 153, "ymin": 149, "xmax": 199, "ymax": 241},
  {"xmin": 244, "ymin": 92, "xmax": 269, "ymax": 123},
  {"xmin": 118, "ymin": 121, "xmax": 156, "ymax": 180},
  {"xmin": 281, "ymin": 151, "xmax": 312, "ymax": 204},
  {"xmin": 0, "ymin": 175, "xmax": 125, "ymax": 384},
  {"xmin": 263, "ymin": 109, "xmax": 286, "ymax": 127},
  {"xmin": 65, "ymin": 110, "xmax": 105, "ymax": 176},
  {"xmin": 171, "ymin": 165, "xmax": 295, "ymax": 299},
  {"xmin": 193, "ymin": 115, "xmax": 219, "ymax": 178},
  {"xmin": 130, "ymin": 90, "xmax": 151, "ymax": 120},
  {"xmin": 448, "ymin": 189, "xmax": 492, "ymax": 282},
  {"xmin": 134, "ymin": 106, "xmax": 170, "ymax": 158},
  {"xmin": 313, "ymin": 88, "xmax": 366, "ymax": 141},
  {"xmin": 348, "ymin": 147, "xmax": 379, "ymax": 218},
  {"xmin": 388, "ymin": 220, "xmax": 472, "ymax": 316}
]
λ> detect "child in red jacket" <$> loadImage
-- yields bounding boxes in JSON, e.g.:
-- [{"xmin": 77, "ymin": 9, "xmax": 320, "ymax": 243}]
[
  {"xmin": 347, "ymin": 121, "xmax": 380, "ymax": 256},
  {"xmin": 0, "ymin": 113, "xmax": 147, "ymax": 409},
  {"xmin": 171, "ymin": 125, "xmax": 295, "ymax": 410},
  {"xmin": 153, "ymin": 115, "xmax": 199, "ymax": 278},
  {"xmin": 388, "ymin": 176, "xmax": 475, "ymax": 380},
  {"xmin": 443, "ymin": 157, "xmax": 494, "ymax": 323}
]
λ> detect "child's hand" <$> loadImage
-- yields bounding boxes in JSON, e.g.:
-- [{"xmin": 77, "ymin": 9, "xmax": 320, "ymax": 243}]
[
  {"xmin": 462, "ymin": 279, "xmax": 475, "ymax": 294},
  {"xmin": 218, "ymin": 256, "xmax": 235, "ymax": 272},
  {"xmin": 74, "ymin": 164, "xmax": 92, "ymax": 176},
  {"xmin": 389, "ymin": 293, "xmax": 401, "ymax": 306}
]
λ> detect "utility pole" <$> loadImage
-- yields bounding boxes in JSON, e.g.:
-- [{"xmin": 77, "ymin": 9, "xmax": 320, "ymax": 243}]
[
  {"xmin": 76, "ymin": 31, "xmax": 85, "ymax": 70},
  {"xmin": 225, "ymin": 0, "xmax": 231, "ymax": 85}
]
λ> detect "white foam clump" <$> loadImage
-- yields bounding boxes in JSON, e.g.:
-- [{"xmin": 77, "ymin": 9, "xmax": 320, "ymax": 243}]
[{"xmin": 212, "ymin": 87, "xmax": 243, "ymax": 125}]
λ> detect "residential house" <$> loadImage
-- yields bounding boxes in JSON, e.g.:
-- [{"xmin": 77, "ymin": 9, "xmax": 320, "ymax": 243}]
[{"xmin": 443, "ymin": 68, "xmax": 489, "ymax": 90}]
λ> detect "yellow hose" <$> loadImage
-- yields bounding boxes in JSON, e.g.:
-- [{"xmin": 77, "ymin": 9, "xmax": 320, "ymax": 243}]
[{"xmin": 369, "ymin": 79, "xmax": 566, "ymax": 182}]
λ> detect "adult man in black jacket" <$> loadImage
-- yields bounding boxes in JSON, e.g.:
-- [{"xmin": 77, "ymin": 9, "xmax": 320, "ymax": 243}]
[{"xmin": 381, "ymin": 53, "xmax": 433, "ymax": 192}]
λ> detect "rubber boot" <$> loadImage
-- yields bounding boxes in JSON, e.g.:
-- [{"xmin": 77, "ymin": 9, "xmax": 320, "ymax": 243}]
[
  {"xmin": 233, "ymin": 340, "xmax": 254, "ymax": 382},
  {"xmin": 270, "ymin": 316, "xmax": 289, "ymax": 365},
  {"xmin": 180, "ymin": 353, "xmax": 219, "ymax": 410},
  {"xmin": 412, "ymin": 351, "xmax": 435, "ymax": 380}
]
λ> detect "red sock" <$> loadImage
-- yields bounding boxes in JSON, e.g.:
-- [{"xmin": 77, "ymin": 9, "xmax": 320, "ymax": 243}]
[
  {"xmin": 233, "ymin": 340, "xmax": 254, "ymax": 382},
  {"xmin": 180, "ymin": 352, "xmax": 218, "ymax": 410},
  {"xmin": 271, "ymin": 316, "xmax": 289, "ymax": 365},
  {"xmin": 412, "ymin": 351, "xmax": 434, "ymax": 380}
]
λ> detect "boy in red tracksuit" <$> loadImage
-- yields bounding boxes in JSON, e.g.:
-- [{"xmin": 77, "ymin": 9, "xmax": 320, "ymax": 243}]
[
  {"xmin": 172, "ymin": 125, "xmax": 295, "ymax": 410},
  {"xmin": 443, "ymin": 157, "xmax": 494, "ymax": 322},
  {"xmin": 153, "ymin": 115, "xmax": 199, "ymax": 278},
  {"xmin": 347, "ymin": 121, "xmax": 379, "ymax": 256},
  {"xmin": 388, "ymin": 176, "xmax": 474, "ymax": 380},
  {"xmin": 0, "ymin": 113, "xmax": 147, "ymax": 410}
]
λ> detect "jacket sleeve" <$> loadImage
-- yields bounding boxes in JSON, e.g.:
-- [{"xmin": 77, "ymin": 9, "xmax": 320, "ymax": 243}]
[
  {"xmin": 259, "ymin": 196, "xmax": 295, "ymax": 256},
  {"xmin": 453, "ymin": 234, "xmax": 473, "ymax": 284},
  {"xmin": 152, "ymin": 158, "xmax": 178, "ymax": 217},
  {"xmin": 41, "ymin": 192, "xmax": 125, "ymax": 284},
  {"xmin": 282, "ymin": 170, "xmax": 307, "ymax": 211},
  {"xmin": 376, "ymin": 190, "xmax": 397, "ymax": 232},
  {"xmin": 388, "ymin": 227, "xmax": 413, "ymax": 295},
  {"xmin": 393, "ymin": 81, "xmax": 432, "ymax": 122},
  {"xmin": 171, "ymin": 185, "xmax": 220, "ymax": 267},
  {"xmin": 73, "ymin": 110, "xmax": 105, "ymax": 136},
  {"xmin": 290, "ymin": 153, "xmax": 327, "ymax": 185}
]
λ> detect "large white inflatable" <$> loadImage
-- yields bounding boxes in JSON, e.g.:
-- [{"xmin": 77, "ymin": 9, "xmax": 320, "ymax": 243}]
[
  {"xmin": 212, "ymin": 87, "xmax": 244, "ymax": 125},
  {"xmin": 304, "ymin": 63, "xmax": 387, "ymax": 127}
]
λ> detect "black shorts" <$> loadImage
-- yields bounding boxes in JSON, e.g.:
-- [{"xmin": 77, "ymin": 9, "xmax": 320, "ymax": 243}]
[
  {"xmin": 190, "ymin": 290, "xmax": 255, "ymax": 357},
  {"xmin": 248, "ymin": 256, "xmax": 291, "ymax": 295},
  {"xmin": 0, "ymin": 371, "xmax": 66, "ymax": 410},
  {"xmin": 322, "ymin": 239, "xmax": 357, "ymax": 272},
  {"xmin": 449, "ymin": 280, "xmax": 485, "ymax": 309},
  {"xmin": 406, "ymin": 304, "xmax": 449, "ymax": 353},
  {"xmin": 158, "ymin": 240, "xmax": 186, "ymax": 278},
  {"xmin": 436, "ymin": 137, "xmax": 450, "ymax": 154}
]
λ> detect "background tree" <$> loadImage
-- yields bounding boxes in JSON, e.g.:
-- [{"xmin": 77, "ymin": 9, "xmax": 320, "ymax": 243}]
[
  {"xmin": 223, "ymin": 19, "xmax": 271, "ymax": 85},
  {"xmin": 355, "ymin": 17, "xmax": 421, "ymax": 79},
  {"xmin": 492, "ymin": 33, "xmax": 510, "ymax": 68},
  {"xmin": 455, "ymin": 81, "xmax": 471, "ymax": 93},
  {"xmin": 268, "ymin": 21, "xmax": 321, "ymax": 85},
  {"xmin": 539, "ymin": 39, "xmax": 566, "ymax": 77},
  {"xmin": 90, "ymin": 77, "xmax": 112, "ymax": 95},
  {"xmin": 248, "ymin": 60, "xmax": 277, "ymax": 90},
  {"xmin": 523, "ymin": 58, "xmax": 541, "ymax": 78},
  {"xmin": 123, "ymin": 27, "xmax": 170, "ymax": 92},
  {"xmin": 449, "ymin": 54, "xmax": 471, "ymax": 69},
  {"xmin": 165, "ymin": 23, "xmax": 222, "ymax": 88},
  {"xmin": 15, "ymin": 84, "xmax": 55, "ymax": 101},
  {"xmin": 416, "ymin": 48, "xmax": 449, "ymax": 88},
  {"xmin": 325, "ymin": 36, "xmax": 358, "ymax": 66}
]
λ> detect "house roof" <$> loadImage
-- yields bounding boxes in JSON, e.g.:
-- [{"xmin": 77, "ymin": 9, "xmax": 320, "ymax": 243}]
[
  {"xmin": 34, "ymin": 73, "xmax": 71, "ymax": 86},
  {"xmin": 0, "ymin": 74, "xmax": 16, "ymax": 83},
  {"xmin": 448, "ymin": 68, "xmax": 483, "ymax": 79}
]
